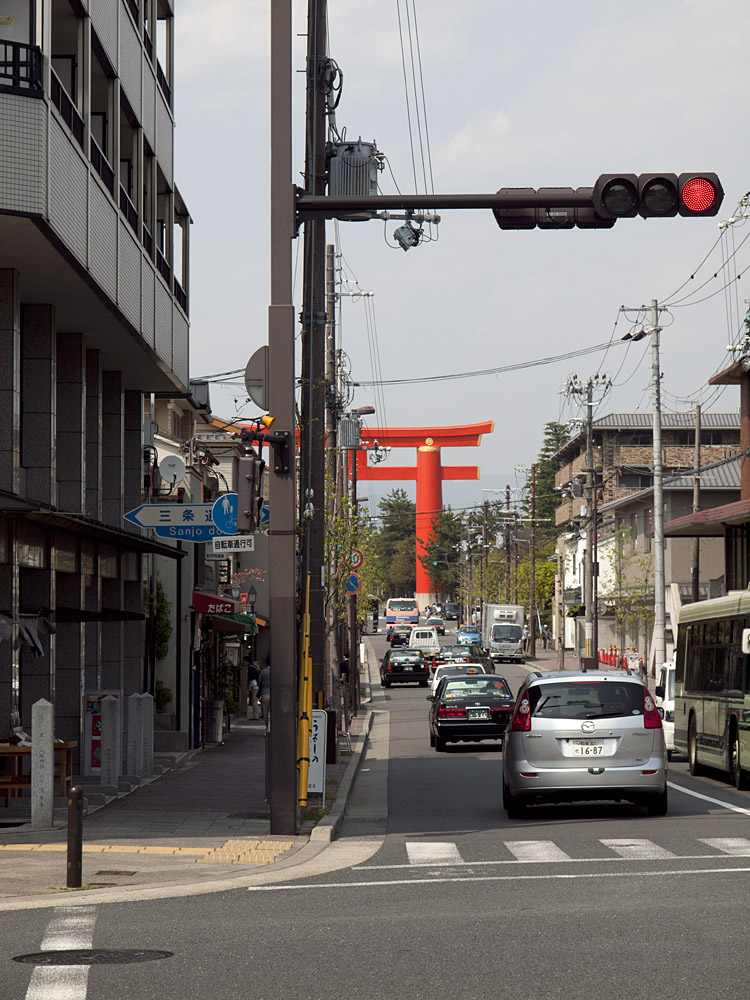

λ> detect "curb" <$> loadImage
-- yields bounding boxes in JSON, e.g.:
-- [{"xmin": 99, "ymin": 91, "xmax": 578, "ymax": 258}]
[{"xmin": 309, "ymin": 708, "xmax": 374, "ymax": 844}]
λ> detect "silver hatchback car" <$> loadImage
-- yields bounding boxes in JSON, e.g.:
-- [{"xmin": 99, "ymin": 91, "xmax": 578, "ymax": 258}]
[{"xmin": 502, "ymin": 671, "xmax": 667, "ymax": 818}]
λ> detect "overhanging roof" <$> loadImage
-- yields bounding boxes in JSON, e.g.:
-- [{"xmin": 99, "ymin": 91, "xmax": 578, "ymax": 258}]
[{"xmin": 664, "ymin": 497, "xmax": 750, "ymax": 537}]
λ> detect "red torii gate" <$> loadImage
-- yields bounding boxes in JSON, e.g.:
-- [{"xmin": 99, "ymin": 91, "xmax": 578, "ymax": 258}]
[{"xmin": 355, "ymin": 421, "xmax": 494, "ymax": 604}]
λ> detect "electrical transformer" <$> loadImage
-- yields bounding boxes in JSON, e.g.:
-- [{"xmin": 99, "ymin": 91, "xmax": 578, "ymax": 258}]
[{"xmin": 327, "ymin": 138, "xmax": 383, "ymax": 220}]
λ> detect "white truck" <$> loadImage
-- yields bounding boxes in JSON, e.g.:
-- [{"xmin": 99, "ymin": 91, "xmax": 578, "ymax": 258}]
[{"xmin": 482, "ymin": 604, "xmax": 525, "ymax": 663}]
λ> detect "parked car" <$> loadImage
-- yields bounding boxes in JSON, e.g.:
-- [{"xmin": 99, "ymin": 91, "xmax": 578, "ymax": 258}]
[
  {"xmin": 654, "ymin": 660, "xmax": 676, "ymax": 760},
  {"xmin": 457, "ymin": 625, "xmax": 482, "ymax": 645},
  {"xmin": 430, "ymin": 661, "xmax": 486, "ymax": 693},
  {"xmin": 380, "ymin": 648, "xmax": 430, "ymax": 688},
  {"xmin": 428, "ymin": 674, "xmax": 514, "ymax": 751},
  {"xmin": 502, "ymin": 671, "xmax": 668, "ymax": 818},
  {"xmin": 443, "ymin": 602, "xmax": 460, "ymax": 621},
  {"xmin": 426, "ymin": 616, "xmax": 446, "ymax": 635},
  {"xmin": 390, "ymin": 625, "xmax": 413, "ymax": 647}
]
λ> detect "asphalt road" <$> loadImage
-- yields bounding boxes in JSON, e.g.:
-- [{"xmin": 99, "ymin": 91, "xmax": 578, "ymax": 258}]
[{"xmin": 4, "ymin": 626, "xmax": 750, "ymax": 999}]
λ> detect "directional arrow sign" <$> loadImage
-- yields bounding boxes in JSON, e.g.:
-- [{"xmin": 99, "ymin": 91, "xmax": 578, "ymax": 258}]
[{"xmin": 124, "ymin": 503, "xmax": 217, "ymax": 529}]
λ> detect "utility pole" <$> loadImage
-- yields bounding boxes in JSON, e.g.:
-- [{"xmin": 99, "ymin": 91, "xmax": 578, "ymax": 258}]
[
  {"xmin": 325, "ymin": 244, "xmax": 338, "ymax": 702},
  {"xmin": 299, "ymin": 0, "xmax": 328, "ymax": 704},
  {"xmin": 557, "ymin": 547, "xmax": 565, "ymax": 671},
  {"xmin": 529, "ymin": 464, "xmax": 536, "ymax": 658},
  {"xmin": 651, "ymin": 299, "xmax": 666, "ymax": 676},
  {"xmin": 691, "ymin": 403, "xmax": 701, "ymax": 604},
  {"xmin": 268, "ymin": 0, "xmax": 297, "ymax": 834},
  {"xmin": 505, "ymin": 485, "xmax": 511, "ymax": 603},
  {"xmin": 482, "ymin": 500, "xmax": 489, "ymax": 607}
]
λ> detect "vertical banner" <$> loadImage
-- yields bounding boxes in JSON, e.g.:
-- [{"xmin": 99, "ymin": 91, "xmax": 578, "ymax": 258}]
[{"xmin": 307, "ymin": 709, "xmax": 327, "ymax": 794}]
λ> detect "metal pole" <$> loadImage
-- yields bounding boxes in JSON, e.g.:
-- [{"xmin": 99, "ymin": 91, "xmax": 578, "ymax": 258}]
[
  {"xmin": 505, "ymin": 484, "xmax": 511, "ymax": 603},
  {"xmin": 557, "ymin": 548, "xmax": 565, "ymax": 670},
  {"xmin": 529, "ymin": 465, "xmax": 537, "ymax": 658},
  {"xmin": 348, "ymin": 448, "xmax": 359, "ymax": 716},
  {"xmin": 651, "ymin": 299, "xmax": 666, "ymax": 677},
  {"xmin": 325, "ymin": 244, "xmax": 338, "ymax": 704},
  {"xmin": 299, "ymin": 0, "xmax": 328, "ymax": 704},
  {"xmin": 66, "ymin": 785, "xmax": 83, "ymax": 888},
  {"xmin": 691, "ymin": 403, "xmax": 701, "ymax": 604},
  {"xmin": 268, "ymin": 0, "xmax": 298, "ymax": 835}
]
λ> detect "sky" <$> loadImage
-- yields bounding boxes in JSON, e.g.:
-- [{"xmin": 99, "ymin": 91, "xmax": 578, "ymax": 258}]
[{"xmin": 174, "ymin": 0, "xmax": 750, "ymax": 518}]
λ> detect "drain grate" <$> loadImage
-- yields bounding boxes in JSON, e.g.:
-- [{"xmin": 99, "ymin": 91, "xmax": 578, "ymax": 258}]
[
  {"xmin": 14, "ymin": 950, "xmax": 173, "ymax": 966},
  {"xmin": 94, "ymin": 870, "xmax": 137, "ymax": 877}
]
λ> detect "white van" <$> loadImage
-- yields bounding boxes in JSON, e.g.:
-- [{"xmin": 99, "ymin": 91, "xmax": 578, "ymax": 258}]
[
  {"xmin": 409, "ymin": 626, "xmax": 441, "ymax": 664},
  {"xmin": 655, "ymin": 660, "xmax": 675, "ymax": 759}
]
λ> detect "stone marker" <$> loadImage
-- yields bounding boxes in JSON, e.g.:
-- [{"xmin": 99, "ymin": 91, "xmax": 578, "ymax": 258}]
[
  {"xmin": 100, "ymin": 695, "xmax": 120, "ymax": 789},
  {"xmin": 31, "ymin": 698, "xmax": 54, "ymax": 830},
  {"xmin": 126, "ymin": 692, "xmax": 144, "ymax": 779},
  {"xmin": 141, "ymin": 692, "xmax": 154, "ymax": 778}
]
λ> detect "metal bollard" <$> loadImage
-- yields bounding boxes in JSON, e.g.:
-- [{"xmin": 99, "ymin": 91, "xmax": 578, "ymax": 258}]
[{"xmin": 67, "ymin": 785, "xmax": 83, "ymax": 888}]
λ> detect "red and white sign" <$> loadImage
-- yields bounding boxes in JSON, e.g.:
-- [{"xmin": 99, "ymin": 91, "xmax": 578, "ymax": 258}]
[
  {"xmin": 192, "ymin": 591, "xmax": 241, "ymax": 615},
  {"xmin": 350, "ymin": 549, "xmax": 364, "ymax": 569}
]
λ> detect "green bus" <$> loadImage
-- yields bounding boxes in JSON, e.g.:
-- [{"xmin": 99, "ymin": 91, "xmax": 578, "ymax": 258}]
[{"xmin": 674, "ymin": 591, "xmax": 750, "ymax": 789}]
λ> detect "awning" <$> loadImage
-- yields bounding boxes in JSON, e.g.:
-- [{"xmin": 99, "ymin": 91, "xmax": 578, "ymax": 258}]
[
  {"xmin": 192, "ymin": 591, "xmax": 242, "ymax": 614},
  {"xmin": 664, "ymin": 497, "xmax": 750, "ymax": 537},
  {"xmin": 210, "ymin": 613, "xmax": 259, "ymax": 635}
]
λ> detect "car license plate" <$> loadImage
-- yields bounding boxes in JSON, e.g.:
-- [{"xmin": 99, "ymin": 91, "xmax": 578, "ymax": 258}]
[
  {"xmin": 403, "ymin": 665, "xmax": 413, "ymax": 671},
  {"xmin": 571, "ymin": 740, "xmax": 604, "ymax": 756},
  {"xmin": 467, "ymin": 708, "xmax": 489, "ymax": 720}
]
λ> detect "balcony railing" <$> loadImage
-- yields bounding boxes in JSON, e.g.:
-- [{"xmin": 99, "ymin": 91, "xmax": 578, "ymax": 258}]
[
  {"xmin": 142, "ymin": 223, "xmax": 153, "ymax": 257},
  {"xmin": 143, "ymin": 28, "xmax": 153, "ymax": 61},
  {"xmin": 119, "ymin": 185, "xmax": 138, "ymax": 233},
  {"xmin": 156, "ymin": 248, "xmax": 171, "ymax": 283},
  {"xmin": 90, "ymin": 137, "xmax": 114, "ymax": 196},
  {"xmin": 0, "ymin": 39, "xmax": 42, "ymax": 94},
  {"xmin": 125, "ymin": 0, "xmax": 139, "ymax": 27},
  {"xmin": 173, "ymin": 277, "xmax": 188, "ymax": 312},
  {"xmin": 156, "ymin": 62, "xmax": 171, "ymax": 105},
  {"xmin": 50, "ymin": 69, "xmax": 84, "ymax": 149}
]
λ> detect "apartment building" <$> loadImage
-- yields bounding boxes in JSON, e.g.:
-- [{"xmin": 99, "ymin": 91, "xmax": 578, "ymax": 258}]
[{"xmin": 0, "ymin": 0, "xmax": 191, "ymax": 763}]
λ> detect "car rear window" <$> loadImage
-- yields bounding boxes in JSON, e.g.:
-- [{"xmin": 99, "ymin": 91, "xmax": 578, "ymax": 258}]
[
  {"xmin": 528, "ymin": 681, "xmax": 643, "ymax": 720},
  {"xmin": 392, "ymin": 649, "xmax": 424, "ymax": 662},
  {"xmin": 443, "ymin": 677, "xmax": 511, "ymax": 699}
]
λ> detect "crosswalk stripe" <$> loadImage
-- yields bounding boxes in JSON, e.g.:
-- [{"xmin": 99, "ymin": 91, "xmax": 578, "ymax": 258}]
[
  {"xmin": 699, "ymin": 838, "xmax": 750, "ymax": 856},
  {"xmin": 504, "ymin": 840, "xmax": 572, "ymax": 862},
  {"xmin": 406, "ymin": 842, "xmax": 464, "ymax": 866},
  {"xmin": 600, "ymin": 839, "xmax": 676, "ymax": 860}
]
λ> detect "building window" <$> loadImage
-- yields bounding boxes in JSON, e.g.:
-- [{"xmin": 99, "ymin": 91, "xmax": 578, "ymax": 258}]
[
  {"xmin": 119, "ymin": 93, "xmax": 139, "ymax": 233},
  {"xmin": 617, "ymin": 471, "xmax": 652, "ymax": 489},
  {"xmin": 617, "ymin": 430, "xmax": 652, "ymax": 446},
  {"xmin": 90, "ymin": 34, "xmax": 115, "ymax": 193}
]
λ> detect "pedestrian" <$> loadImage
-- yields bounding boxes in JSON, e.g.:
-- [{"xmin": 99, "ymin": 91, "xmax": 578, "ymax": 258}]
[
  {"xmin": 245, "ymin": 657, "xmax": 261, "ymax": 719},
  {"xmin": 522, "ymin": 624, "xmax": 530, "ymax": 653},
  {"xmin": 258, "ymin": 660, "xmax": 271, "ymax": 733},
  {"xmin": 542, "ymin": 625, "xmax": 551, "ymax": 651}
]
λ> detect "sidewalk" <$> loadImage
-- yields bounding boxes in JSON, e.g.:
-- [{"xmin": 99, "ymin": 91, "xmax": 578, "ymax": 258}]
[{"xmin": 0, "ymin": 703, "xmax": 372, "ymax": 905}]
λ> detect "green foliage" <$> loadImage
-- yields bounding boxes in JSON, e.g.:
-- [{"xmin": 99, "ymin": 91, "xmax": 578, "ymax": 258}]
[
  {"xmin": 601, "ymin": 525, "xmax": 655, "ymax": 654},
  {"xmin": 373, "ymin": 489, "xmax": 416, "ymax": 595},
  {"xmin": 154, "ymin": 581, "xmax": 173, "ymax": 660},
  {"xmin": 419, "ymin": 507, "xmax": 461, "ymax": 594},
  {"xmin": 154, "ymin": 679, "xmax": 173, "ymax": 713}
]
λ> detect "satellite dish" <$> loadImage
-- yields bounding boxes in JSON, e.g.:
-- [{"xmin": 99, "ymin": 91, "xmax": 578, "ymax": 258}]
[{"xmin": 159, "ymin": 455, "xmax": 186, "ymax": 484}]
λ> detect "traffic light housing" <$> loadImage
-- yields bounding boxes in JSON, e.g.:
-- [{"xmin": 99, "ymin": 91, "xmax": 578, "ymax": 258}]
[
  {"xmin": 237, "ymin": 452, "xmax": 265, "ymax": 532},
  {"xmin": 593, "ymin": 173, "xmax": 723, "ymax": 219},
  {"xmin": 493, "ymin": 187, "xmax": 616, "ymax": 230}
]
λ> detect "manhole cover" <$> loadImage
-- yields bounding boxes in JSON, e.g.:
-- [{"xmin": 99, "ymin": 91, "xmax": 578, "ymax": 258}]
[
  {"xmin": 14, "ymin": 950, "xmax": 173, "ymax": 966},
  {"xmin": 94, "ymin": 870, "xmax": 137, "ymax": 877}
]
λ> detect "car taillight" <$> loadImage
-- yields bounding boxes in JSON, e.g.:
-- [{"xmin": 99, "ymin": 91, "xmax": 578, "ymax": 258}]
[
  {"xmin": 510, "ymin": 695, "xmax": 531, "ymax": 732},
  {"xmin": 438, "ymin": 705, "xmax": 467, "ymax": 719},
  {"xmin": 643, "ymin": 689, "xmax": 662, "ymax": 729}
]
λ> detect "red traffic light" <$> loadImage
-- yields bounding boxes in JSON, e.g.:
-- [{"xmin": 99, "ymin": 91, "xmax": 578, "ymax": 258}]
[
  {"xmin": 594, "ymin": 173, "xmax": 724, "ymax": 219},
  {"xmin": 678, "ymin": 174, "xmax": 723, "ymax": 216}
]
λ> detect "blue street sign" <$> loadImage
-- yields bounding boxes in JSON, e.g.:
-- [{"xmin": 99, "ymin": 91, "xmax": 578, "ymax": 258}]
[
  {"xmin": 260, "ymin": 502, "xmax": 270, "ymax": 526},
  {"xmin": 212, "ymin": 493, "xmax": 238, "ymax": 535},
  {"xmin": 346, "ymin": 573, "xmax": 361, "ymax": 594},
  {"xmin": 124, "ymin": 503, "xmax": 216, "ymax": 528},
  {"xmin": 153, "ymin": 523, "xmax": 229, "ymax": 542}
]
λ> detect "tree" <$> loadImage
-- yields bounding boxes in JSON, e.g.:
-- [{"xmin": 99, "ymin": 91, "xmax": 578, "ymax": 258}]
[
  {"xmin": 420, "ymin": 507, "xmax": 461, "ymax": 595},
  {"xmin": 373, "ymin": 489, "xmax": 416, "ymax": 595},
  {"xmin": 599, "ymin": 524, "xmax": 655, "ymax": 658},
  {"xmin": 520, "ymin": 421, "xmax": 570, "ymax": 546}
]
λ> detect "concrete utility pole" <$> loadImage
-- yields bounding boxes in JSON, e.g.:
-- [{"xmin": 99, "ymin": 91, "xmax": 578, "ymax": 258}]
[
  {"xmin": 584, "ymin": 380, "xmax": 594, "ymax": 663},
  {"xmin": 691, "ymin": 403, "xmax": 701, "ymax": 604},
  {"xmin": 651, "ymin": 299, "xmax": 666, "ymax": 675},
  {"xmin": 268, "ymin": 0, "xmax": 297, "ymax": 834},
  {"xmin": 299, "ymin": 0, "xmax": 329, "ymax": 703},
  {"xmin": 325, "ymin": 244, "xmax": 338, "ymax": 701},
  {"xmin": 505, "ymin": 485, "xmax": 511, "ymax": 602}
]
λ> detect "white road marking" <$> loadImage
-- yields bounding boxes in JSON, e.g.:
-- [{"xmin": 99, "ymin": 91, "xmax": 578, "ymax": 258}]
[
  {"xmin": 668, "ymin": 780, "xmax": 750, "ymax": 816},
  {"xmin": 504, "ymin": 840, "xmax": 571, "ymax": 862},
  {"xmin": 25, "ymin": 906, "xmax": 96, "ymax": 1000},
  {"xmin": 600, "ymin": 839, "xmax": 676, "ymax": 860},
  {"xmin": 406, "ymin": 842, "xmax": 464, "ymax": 866},
  {"xmin": 248, "ymin": 866, "xmax": 750, "ymax": 891},
  {"xmin": 700, "ymin": 838, "xmax": 750, "ymax": 856}
]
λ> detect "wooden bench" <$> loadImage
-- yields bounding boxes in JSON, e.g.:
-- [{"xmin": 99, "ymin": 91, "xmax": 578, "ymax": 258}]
[{"xmin": 0, "ymin": 742, "xmax": 77, "ymax": 807}]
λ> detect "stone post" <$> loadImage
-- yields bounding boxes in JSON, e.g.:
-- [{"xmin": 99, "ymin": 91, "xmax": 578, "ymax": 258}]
[
  {"xmin": 100, "ymin": 695, "xmax": 120, "ymax": 791},
  {"xmin": 126, "ymin": 692, "xmax": 144, "ymax": 779},
  {"xmin": 141, "ymin": 692, "xmax": 154, "ymax": 778},
  {"xmin": 31, "ymin": 698, "xmax": 54, "ymax": 830}
]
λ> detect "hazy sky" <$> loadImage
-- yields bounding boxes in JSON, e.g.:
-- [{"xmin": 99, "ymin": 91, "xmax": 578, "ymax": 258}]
[{"xmin": 174, "ymin": 1, "xmax": 750, "ymax": 514}]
